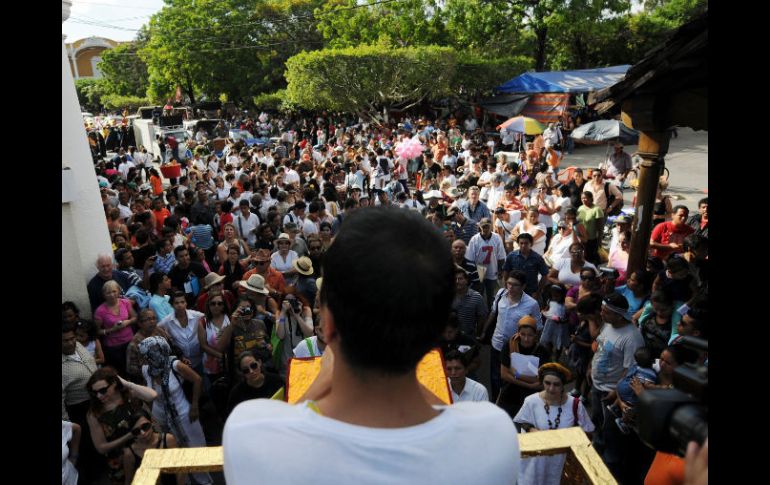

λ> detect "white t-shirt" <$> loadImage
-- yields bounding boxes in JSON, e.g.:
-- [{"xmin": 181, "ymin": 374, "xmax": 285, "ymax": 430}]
[
  {"xmin": 224, "ymin": 399, "xmax": 520, "ymax": 485},
  {"xmin": 285, "ymin": 169, "xmax": 301, "ymax": 187},
  {"xmin": 545, "ymin": 232, "xmax": 574, "ymax": 265},
  {"xmin": 271, "ymin": 250, "xmax": 298, "ymax": 273},
  {"xmin": 449, "ymin": 377, "xmax": 489, "ymax": 403},
  {"xmin": 552, "ymin": 258, "xmax": 598, "ymax": 288},
  {"xmin": 62, "ymin": 421, "xmax": 78, "ymax": 485},
  {"xmin": 513, "ymin": 221, "xmax": 547, "ymax": 255},
  {"xmin": 465, "ymin": 233, "xmax": 507, "ymax": 280},
  {"xmin": 234, "ymin": 212, "xmax": 260, "ymax": 247}
]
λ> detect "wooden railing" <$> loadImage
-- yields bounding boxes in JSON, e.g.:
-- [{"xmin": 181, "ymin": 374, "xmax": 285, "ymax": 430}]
[{"xmin": 132, "ymin": 426, "xmax": 615, "ymax": 485}]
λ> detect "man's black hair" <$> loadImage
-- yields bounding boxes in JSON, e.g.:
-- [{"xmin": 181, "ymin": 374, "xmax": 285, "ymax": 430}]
[
  {"xmin": 516, "ymin": 232, "xmax": 534, "ymax": 243},
  {"xmin": 444, "ymin": 349, "xmax": 467, "ymax": 368},
  {"xmin": 173, "ymin": 245, "xmax": 189, "ymax": 257},
  {"xmin": 62, "ymin": 322, "xmax": 77, "ymax": 335},
  {"xmin": 320, "ymin": 207, "xmax": 453, "ymax": 375}
]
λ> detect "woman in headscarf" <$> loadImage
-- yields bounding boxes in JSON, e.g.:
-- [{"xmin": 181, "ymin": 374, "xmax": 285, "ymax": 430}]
[
  {"xmin": 513, "ymin": 363, "xmax": 595, "ymax": 485},
  {"xmin": 138, "ymin": 337, "xmax": 213, "ymax": 485}
]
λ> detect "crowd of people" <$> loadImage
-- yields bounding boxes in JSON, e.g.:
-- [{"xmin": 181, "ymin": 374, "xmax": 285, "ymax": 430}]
[{"xmin": 63, "ymin": 110, "xmax": 708, "ymax": 485}]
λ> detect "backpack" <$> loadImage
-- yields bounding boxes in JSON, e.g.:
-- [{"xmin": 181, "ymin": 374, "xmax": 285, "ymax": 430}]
[{"xmin": 604, "ymin": 182, "xmax": 623, "ymax": 216}]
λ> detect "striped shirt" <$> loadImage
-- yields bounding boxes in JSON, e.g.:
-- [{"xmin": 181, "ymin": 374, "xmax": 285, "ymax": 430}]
[
  {"xmin": 62, "ymin": 343, "xmax": 98, "ymax": 419},
  {"xmin": 153, "ymin": 252, "xmax": 176, "ymax": 275},
  {"xmin": 190, "ymin": 224, "xmax": 215, "ymax": 250},
  {"xmin": 452, "ymin": 289, "xmax": 488, "ymax": 337},
  {"xmin": 453, "ymin": 220, "xmax": 479, "ymax": 245}
]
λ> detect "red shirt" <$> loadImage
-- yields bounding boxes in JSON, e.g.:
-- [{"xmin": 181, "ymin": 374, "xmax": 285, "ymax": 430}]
[
  {"xmin": 650, "ymin": 221, "xmax": 694, "ymax": 259},
  {"xmin": 153, "ymin": 208, "xmax": 171, "ymax": 234}
]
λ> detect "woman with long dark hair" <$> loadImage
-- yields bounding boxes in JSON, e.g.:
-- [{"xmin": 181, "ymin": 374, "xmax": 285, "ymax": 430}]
[{"xmin": 86, "ymin": 367, "xmax": 157, "ymax": 485}]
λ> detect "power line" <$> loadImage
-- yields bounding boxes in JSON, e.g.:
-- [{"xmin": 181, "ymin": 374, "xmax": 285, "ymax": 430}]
[{"xmin": 72, "ymin": 0, "xmax": 162, "ymax": 10}]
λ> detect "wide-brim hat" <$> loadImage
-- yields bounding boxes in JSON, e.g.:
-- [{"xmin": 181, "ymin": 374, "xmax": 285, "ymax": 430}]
[
  {"xmin": 293, "ymin": 256, "xmax": 314, "ymax": 276},
  {"xmin": 275, "ymin": 233, "xmax": 291, "ymax": 243},
  {"xmin": 239, "ymin": 274, "xmax": 269, "ymax": 294},
  {"xmin": 203, "ymin": 272, "xmax": 226, "ymax": 290},
  {"xmin": 425, "ymin": 190, "xmax": 444, "ymax": 200}
]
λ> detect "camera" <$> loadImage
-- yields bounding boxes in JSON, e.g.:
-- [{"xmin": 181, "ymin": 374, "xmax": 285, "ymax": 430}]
[
  {"xmin": 240, "ymin": 306, "xmax": 252, "ymax": 316},
  {"xmin": 289, "ymin": 298, "xmax": 302, "ymax": 314},
  {"xmin": 636, "ymin": 336, "xmax": 708, "ymax": 457}
]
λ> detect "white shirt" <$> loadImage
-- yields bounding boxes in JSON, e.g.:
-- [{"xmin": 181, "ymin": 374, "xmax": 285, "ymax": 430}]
[
  {"xmin": 464, "ymin": 118, "xmax": 478, "ymax": 131},
  {"xmin": 465, "ymin": 233, "xmax": 507, "ymax": 280},
  {"xmin": 158, "ymin": 310, "xmax": 206, "ymax": 367},
  {"xmin": 449, "ymin": 377, "xmax": 489, "ymax": 403},
  {"xmin": 62, "ymin": 421, "xmax": 78, "ymax": 485},
  {"xmin": 224, "ymin": 400, "xmax": 520, "ymax": 485},
  {"xmin": 285, "ymin": 169, "xmax": 301, "ymax": 186},
  {"xmin": 234, "ymin": 211, "xmax": 260, "ymax": 247},
  {"xmin": 271, "ymin": 250, "xmax": 298, "ymax": 274}
]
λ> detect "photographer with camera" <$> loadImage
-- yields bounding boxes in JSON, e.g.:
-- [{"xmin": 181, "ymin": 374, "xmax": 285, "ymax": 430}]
[
  {"xmin": 276, "ymin": 292, "xmax": 314, "ymax": 377},
  {"xmin": 218, "ymin": 275, "xmax": 278, "ymax": 384}
]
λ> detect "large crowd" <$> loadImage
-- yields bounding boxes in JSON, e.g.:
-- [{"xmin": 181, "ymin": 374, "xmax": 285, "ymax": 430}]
[{"xmin": 63, "ymin": 110, "xmax": 708, "ymax": 485}]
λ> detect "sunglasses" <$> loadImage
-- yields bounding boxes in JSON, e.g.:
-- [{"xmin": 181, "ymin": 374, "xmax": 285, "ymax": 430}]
[
  {"xmin": 209, "ymin": 301, "xmax": 225, "ymax": 306},
  {"xmin": 256, "ymin": 260, "xmax": 269, "ymax": 265},
  {"xmin": 131, "ymin": 422, "xmax": 153, "ymax": 436},
  {"xmin": 241, "ymin": 361, "xmax": 259, "ymax": 374},
  {"xmin": 91, "ymin": 384, "xmax": 112, "ymax": 396}
]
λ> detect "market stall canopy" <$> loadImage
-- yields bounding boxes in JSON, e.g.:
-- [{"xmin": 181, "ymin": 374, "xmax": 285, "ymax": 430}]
[
  {"xmin": 496, "ymin": 66, "xmax": 631, "ymax": 94},
  {"xmin": 477, "ymin": 93, "xmax": 531, "ymax": 118}
]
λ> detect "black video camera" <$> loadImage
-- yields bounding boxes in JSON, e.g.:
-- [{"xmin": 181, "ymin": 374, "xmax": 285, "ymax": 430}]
[{"xmin": 636, "ymin": 336, "xmax": 708, "ymax": 457}]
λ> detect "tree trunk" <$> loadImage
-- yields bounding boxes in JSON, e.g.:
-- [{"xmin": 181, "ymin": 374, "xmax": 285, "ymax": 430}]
[
  {"xmin": 535, "ymin": 26, "xmax": 548, "ymax": 71},
  {"xmin": 183, "ymin": 72, "xmax": 196, "ymax": 106}
]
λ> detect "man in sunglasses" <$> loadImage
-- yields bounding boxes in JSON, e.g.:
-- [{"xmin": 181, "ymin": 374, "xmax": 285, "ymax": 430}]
[{"xmin": 242, "ymin": 248, "xmax": 286, "ymax": 300}]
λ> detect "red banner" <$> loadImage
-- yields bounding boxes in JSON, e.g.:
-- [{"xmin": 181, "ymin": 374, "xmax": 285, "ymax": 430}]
[{"xmin": 521, "ymin": 94, "xmax": 569, "ymax": 124}]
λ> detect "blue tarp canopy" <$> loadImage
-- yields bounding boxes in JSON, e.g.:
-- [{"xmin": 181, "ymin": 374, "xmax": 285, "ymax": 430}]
[{"xmin": 495, "ymin": 65, "xmax": 631, "ymax": 94}]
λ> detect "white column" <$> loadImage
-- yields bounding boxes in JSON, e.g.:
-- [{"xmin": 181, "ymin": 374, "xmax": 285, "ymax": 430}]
[
  {"xmin": 70, "ymin": 45, "xmax": 80, "ymax": 80},
  {"xmin": 62, "ymin": 0, "xmax": 113, "ymax": 317}
]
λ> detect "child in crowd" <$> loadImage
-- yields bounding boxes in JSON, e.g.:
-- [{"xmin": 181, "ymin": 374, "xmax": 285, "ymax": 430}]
[
  {"xmin": 540, "ymin": 284, "xmax": 568, "ymax": 361},
  {"xmin": 609, "ymin": 346, "xmax": 657, "ymax": 434},
  {"xmin": 75, "ymin": 319, "xmax": 105, "ymax": 366}
]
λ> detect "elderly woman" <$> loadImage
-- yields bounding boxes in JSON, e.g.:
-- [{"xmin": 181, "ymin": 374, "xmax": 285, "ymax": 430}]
[
  {"xmin": 138, "ymin": 336, "xmax": 213, "ymax": 485},
  {"xmin": 94, "ymin": 280, "xmax": 137, "ymax": 376},
  {"xmin": 546, "ymin": 242, "xmax": 598, "ymax": 289},
  {"xmin": 511, "ymin": 206, "xmax": 547, "ymax": 255},
  {"xmin": 270, "ymin": 232, "xmax": 299, "ymax": 280},
  {"xmin": 86, "ymin": 367, "xmax": 157, "ymax": 485},
  {"xmin": 226, "ymin": 351, "xmax": 284, "ymax": 418},
  {"xmin": 497, "ymin": 316, "xmax": 550, "ymax": 418},
  {"xmin": 513, "ymin": 363, "xmax": 594, "ymax": 485}
]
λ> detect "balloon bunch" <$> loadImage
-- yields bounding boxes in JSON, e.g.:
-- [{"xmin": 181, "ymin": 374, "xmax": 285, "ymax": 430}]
[{"xmin": 395, "ymin": 136, "xmax": 425, "ymax": 160}]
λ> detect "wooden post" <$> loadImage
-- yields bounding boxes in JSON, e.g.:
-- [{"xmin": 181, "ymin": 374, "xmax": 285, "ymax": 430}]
[{"xmin": 627, "ymin": 130, "xmax": 671, "ymax": 275}]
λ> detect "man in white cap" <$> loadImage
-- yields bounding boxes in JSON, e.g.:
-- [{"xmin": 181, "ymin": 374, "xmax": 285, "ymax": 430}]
[{"xmin": 465, "ymin": 217, "xmax": 507, "ymax": 308}]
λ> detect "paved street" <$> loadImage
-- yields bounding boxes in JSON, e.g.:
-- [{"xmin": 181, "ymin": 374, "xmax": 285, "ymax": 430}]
[{"xmin": 559, "ymin": 127, "xmax": 708, "ymax": 211}]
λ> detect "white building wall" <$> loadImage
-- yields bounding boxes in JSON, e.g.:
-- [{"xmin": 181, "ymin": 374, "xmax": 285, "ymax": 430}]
[{"xmin": 62, "ymin": 0, "xmax": 113, "ymax": 318}]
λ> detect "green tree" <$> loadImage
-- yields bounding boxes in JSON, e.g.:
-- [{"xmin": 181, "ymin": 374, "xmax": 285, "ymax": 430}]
[
  {"xmin": 75, "ymin": 78, "xmax": 109, "ymax": 113},
  {"xmin": 99, "ymin": 41, "xmax": 150, "ymax": 98},
  {"xmin": 285, "ymin": 45, "xmax": 456, "ymax": 124},
  {"xmin": 315, "ymin": 0, "xmax": 448, "ymax": 48},
  {"xmin": 140, "ymin": 0, "xmax": 325, "ymax": 106}
]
